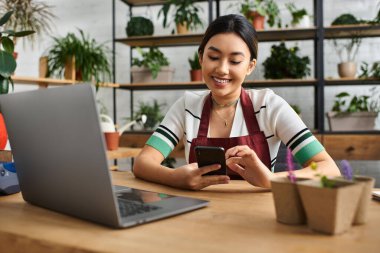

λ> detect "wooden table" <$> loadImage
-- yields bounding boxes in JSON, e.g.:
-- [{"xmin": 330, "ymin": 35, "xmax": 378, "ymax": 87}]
[{"xmin": 0, "ymin": 171, "xmax": 379, "ymax": 253}]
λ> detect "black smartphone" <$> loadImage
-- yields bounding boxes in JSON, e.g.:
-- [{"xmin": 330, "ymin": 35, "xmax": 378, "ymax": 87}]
[{"xmin": 195, "ymin": 146, "xmax": 227, "ymax": 176}]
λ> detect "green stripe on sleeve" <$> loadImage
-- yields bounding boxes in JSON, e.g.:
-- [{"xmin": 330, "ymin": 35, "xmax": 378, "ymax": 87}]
[
  {"xmin": 156, "ymin": 128, "xmax": 177, "ymax": 147},
  {"xmin": 294, "ymin": 140, "xmax": 324, "ymax": 165},
  {"xmin": 289, "ymin": 131, "xmax": 312, "ymax": 151},
  {"xmin": 146, "ymin": 135, "xmax": 173, "ymax": 158}
]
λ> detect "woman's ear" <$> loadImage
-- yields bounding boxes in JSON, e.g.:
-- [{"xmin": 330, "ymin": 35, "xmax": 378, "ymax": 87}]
[
  {"xmin": 247, "ymin": 59, "xmax": 256, "ymax": 75},
  {"xmin": 198, "ymin": 53, "xmax": 203, "ymax": 66}
]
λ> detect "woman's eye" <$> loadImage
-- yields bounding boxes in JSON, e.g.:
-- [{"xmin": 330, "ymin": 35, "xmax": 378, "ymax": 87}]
[
  {"xmin": 231, "ymin": 61, "xmax": 242, "ymax": 65},
  {"xmin": 208, "ymin": 56, "xmax": 219, "ymax": 61}
]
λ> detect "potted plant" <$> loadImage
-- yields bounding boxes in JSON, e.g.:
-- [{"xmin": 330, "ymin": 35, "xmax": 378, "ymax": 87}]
[
  {"xmin": 296, "ymin": 162, "xmax": 363, "ymax": 235},
  {"xmin": 158, "ymin": 0, "xmax": 203, "ymax": 34},
  {"xmin": 126, "ymin": 16, "xmax": 154, "ymax": 37},
  {"xmin": 359, "ymin": 61, "xmax": 380, "ymax": 79},
  {"xmin": 188, "ymin": 52, "xmax": 202, "ymax": 82},
  {"xmin": 46, "ymin": 29, "xmax": 112, "ymax": 85},
  {"xmin": 326, "ymin": 88, "xmax": 380, "ymax": 131},
  {"xmin": 263, "ymin": 42, "xmax": 311, "ymax": 79},
  {"xmin": 0, "ymin": 11, "xmax": 35, "ymax": 151},
  {"xmin": 237, "ymin": 0, "xmax": 281, "ymax": 30},
  {"xmin": 133, "ymin": 100, "xmax": 165, "ymax": 130},
  {"xmin": 331, "ymin": 14, "xmax": 363, "ymax": 78},
  {"xmin": 285, "ymin": 3, "xmax": 311, "ymax": 28},
  {"xmin": 0, "ymin": 0, "xmax": 55, "ymax": 50},
  {"xmin": 131, "ymin": 47, "xmax": 174, "ymax": 83}
]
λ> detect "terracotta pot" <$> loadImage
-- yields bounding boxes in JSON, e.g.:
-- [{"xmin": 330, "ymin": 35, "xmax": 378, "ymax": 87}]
[
  {"xmin": 338, "ymin": 61, "xmax": 356, "ymax": 78},
  {"xmin": 246, "ymin": 11, "xmax": 265, "ymax": 30},
  {"xmin": 0, "ymin": 113, "xmax": 7, "ymax": 150},
  {"xmin": 297, "ymin": 179, "xmax": 363, "ymax": 235},
  {"xmin": 326, "ymin": 111, "xmax": 378, "ymax": 131},
  {"xmin": 271, "ymin": 177, "xmax": 309, "ymax": 225},
  {"xmin": 104, "ymin": 132, "xmax": 119, "ymax": 151},
  {"xmin": 190, "ymin": 69, "xmax": 203, "ymax": 82},
  {"xmin": 176, "ymin": 22, "xmax": 188, "ymax": 34},
  {"xmin": 39, "ymin": 56, "xmax": 48, "ymax": 78}
]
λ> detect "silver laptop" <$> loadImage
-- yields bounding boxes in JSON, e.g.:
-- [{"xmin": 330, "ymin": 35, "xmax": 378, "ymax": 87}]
[{"xmin": 0, "ymin": 84, "xmax": 208, "ymax": 228}]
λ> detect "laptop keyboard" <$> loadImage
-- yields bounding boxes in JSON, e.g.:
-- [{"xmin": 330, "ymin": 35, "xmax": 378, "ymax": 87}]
[{"xmin": 117, "ymin": 198, "xmax": 161, "ymax": 217}]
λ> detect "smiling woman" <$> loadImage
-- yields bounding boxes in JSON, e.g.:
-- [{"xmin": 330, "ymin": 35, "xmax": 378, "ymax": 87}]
[{"xmin": 133, "ymin": 14, "xmax": 340, "ymax": 190}]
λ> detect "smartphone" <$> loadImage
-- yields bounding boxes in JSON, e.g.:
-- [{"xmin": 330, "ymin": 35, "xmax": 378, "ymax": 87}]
[{"xmin": 195, "ymin": 146, "xmax": 227, "ymax": 176}]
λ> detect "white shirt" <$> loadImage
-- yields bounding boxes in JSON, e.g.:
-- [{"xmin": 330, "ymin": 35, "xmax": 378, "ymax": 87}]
[{"xmin": 146, "ymin": 89, "xmax": 323, "ymax": 171}]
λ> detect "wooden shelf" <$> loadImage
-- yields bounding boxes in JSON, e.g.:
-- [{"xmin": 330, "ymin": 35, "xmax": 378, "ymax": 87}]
[
  {"xmin": 120, "ymin": 0, "xmax": 206, "ymax": 6},
  {"xmin": 116, "ymin": 25, "xmax": 380, "ymax": 48},
  {"xmin": 116, "ymin": 28, "xmax": 318, "ymax": 47},
  {"xmin": 116, "ymin": 34, "xmax": 204, "ymax": 47},
  {"xmin": 257, "ymin": 27, "xmax": 317, "ymax": 42},
  {"xmin": 13, "ymin": 76, "xmax": 75, "ymax": 86},
  {"xmin": 325, "ymin": 24, "xmax": 380, "ymax": 39},
  {"xmin": 119, "ymin": 79, "xmax": 317, "ymax": 90},
  {"xmin": 12, "ymin": 76, "xmax": 120, "ymax": 88},
  {"xmin": 325, "ymin": 77, "xmax": 380, "ymax": 86}
]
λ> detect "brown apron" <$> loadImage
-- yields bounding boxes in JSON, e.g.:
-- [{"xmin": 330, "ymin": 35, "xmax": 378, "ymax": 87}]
[{"xmin": 188, "ymin": 89, "xmax": 271, "ymax": 179}]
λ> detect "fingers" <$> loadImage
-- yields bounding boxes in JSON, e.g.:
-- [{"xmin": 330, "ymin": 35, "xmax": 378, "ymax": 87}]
[
  {"xmin": 225, "ymin": 145, "xmax": 254, "ymax": 159},
  {"xmin": 202, "ymin": 175, "xmax": 230, "ymax": 187},
  {"xmin": 197, "ymin": 163, "xmax": 222, "ymax": 176},
  {"xmin": 226, "ymin": 157, "xmax": 246, "ymax": 175}
]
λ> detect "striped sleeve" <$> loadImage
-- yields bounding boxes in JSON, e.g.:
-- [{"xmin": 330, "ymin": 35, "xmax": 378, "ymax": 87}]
[
  {"xmin": 286, "ymin": 128, "xmax": 324, "ymax": 165},
  {"xmin": 264, "ymin": 90, "xmax": 324, "ymax": 166},
  {"xmin": 145, "ymin": 97, "xmax": 184, "ymax": 158}
]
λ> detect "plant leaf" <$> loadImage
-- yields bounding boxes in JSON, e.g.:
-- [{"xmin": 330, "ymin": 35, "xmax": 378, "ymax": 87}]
[
  {"xmin": 14, "ymin": 31, "xmax": 36, "ymax": 37},
  {"xmin": 0, "ymin": 51, "xmax": 16, "ymax": 77},
  {"xmin": 1, "ymin": 37, "xmax": 14, "ymax": 54},
  {"xmin": 0, "ymin": 11, "xmax": 13, "ymax": 26}
]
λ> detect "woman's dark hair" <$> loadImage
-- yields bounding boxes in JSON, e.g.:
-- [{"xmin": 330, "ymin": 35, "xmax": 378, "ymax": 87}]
[{"xmin": 198, "ymin": 14, "xmax": 258, "ymax": 61}]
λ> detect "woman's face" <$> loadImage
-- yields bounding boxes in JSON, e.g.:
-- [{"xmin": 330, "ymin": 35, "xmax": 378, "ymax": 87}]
[{"xmin": 200, "ymin": 32, "xmax": 256, "ymax": 101}]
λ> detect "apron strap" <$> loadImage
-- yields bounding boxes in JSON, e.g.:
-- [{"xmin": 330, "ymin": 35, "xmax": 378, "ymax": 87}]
[
  {"xmin": 240, "ymin": 89, "xmax": 261, "ymax": 134},
  {"xmin": 197, "ymin": 93, "xmax": 212, "ymax": 137}
]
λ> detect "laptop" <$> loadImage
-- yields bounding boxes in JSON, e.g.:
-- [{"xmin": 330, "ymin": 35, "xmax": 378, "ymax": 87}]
[{"xmin": 0, "ymin": 84, "xmax": 208, "ymax": 228}]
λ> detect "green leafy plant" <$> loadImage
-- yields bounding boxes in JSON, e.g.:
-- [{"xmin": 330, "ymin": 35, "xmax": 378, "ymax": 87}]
[
  {"xmin": 237, "ymin": 0, "xmax": 281, "ymax": 28},
  {"xmin": 126, "ymin": 16, "xmax": 154, "ymax": 37},
  {"xmin": 132, "ymin": 47, "xmax": 169, "ymax": 79},
  {"xmin": 263, "ymin": 42, "xmax": 310, "ymax": 79},
  {"xmin": 46, "ymin": 29, "xmax": 111, "ymax": 85},
  {"xmin": 310, "ymin": 162, "xmax": 335, "ymax": 188},
  {"xmin": 188, "ymin": 52, "xmax": 201, "ymax": 70},
  {"xmin": 134, "ymin": 100, "xmax": 166, "ymax": 130},
  {"xmin": 285, "ymin": 3, "xmax": 308, "ymax": 27},
  {"xmin": 331, "ymin": 14, "xmax": 362, "ymax": 62},
  {"xmin": 0, "ymin": 0, "xmax": 55, "ymax": 48},
  {"xmin": 331, "ymin": 88, "xmax": 380, "ymax": 113},
  {"xmin": 0, "ymin": 11, "xmax": 35, "ymax": 94},
  {"xmin": 359, "ymin": 61, "xmax": 380, "ymax": 79},
  {"xmin": 290, "ymin": 104, "xmax": 301, "ymax": 115},
  {"xmin": 158, "ymin": 0, "xmax": 203, "ymax": 32}
]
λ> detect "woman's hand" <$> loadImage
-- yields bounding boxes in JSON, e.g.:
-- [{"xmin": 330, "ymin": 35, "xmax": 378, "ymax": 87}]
[
  {"xmin": 225, "ymin": 145, "xmax": 273, "ymax": 188},
  {"xmin": 172, "ymin": 163, "xmax": 230, "ymax": 190}
]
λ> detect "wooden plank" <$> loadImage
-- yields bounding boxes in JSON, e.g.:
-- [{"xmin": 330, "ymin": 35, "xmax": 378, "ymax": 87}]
[
  {"xmin": 322, "ymin": 134, "xmax": 380, "ymax": 160},
  {"xmin": 106, "ymin": 147, "xmax": 142, "ymax": 159},
  {"xmin": 119, "ymin": 79, "xmax": 317, "ymax": 90},
  {"xmin": 325, "ymin": 24, "xmax": 380, "ymax": 39}
]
